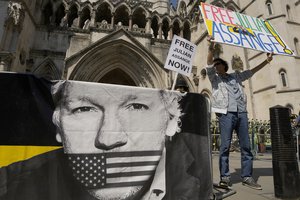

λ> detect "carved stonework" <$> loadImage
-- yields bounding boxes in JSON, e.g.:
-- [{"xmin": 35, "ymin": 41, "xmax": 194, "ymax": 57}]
[
  {"xmin": 111, "ymin": 0, "xmax": 125, "ymax": 6},
  {"xmin": 126, "ymin": 0, "xmax": 153, "ymax": 8},
  {"xmin": 231, "ymin": 54, "xmax": 244, "ymax": 71},
  {"xmin": 7, "ymin": 1, "xmax": 24, "ymax": 26}
]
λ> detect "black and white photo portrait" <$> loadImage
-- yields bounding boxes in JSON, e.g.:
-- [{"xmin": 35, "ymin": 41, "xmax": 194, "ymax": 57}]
[{"xmin": 0, "ymin": 73, "xmax": 212, "ymax": 200}]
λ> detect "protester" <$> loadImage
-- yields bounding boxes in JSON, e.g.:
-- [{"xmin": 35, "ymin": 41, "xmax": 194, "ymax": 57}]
[
  {"xmin": 174, "ymin": 79, "xmax": 189, "ymax": 93},
  {"xmin": 206, "ymin": 36, "xmax": 273, "ymax": 190},
  {"xmin": 293, "ymin": 111, "xmax": 300, "ymax": 128}
]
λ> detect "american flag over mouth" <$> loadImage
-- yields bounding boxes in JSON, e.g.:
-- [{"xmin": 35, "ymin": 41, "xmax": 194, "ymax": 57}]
[{"xmin": 67, "ymin": 151, "xmax": 162, "ymax": 189}]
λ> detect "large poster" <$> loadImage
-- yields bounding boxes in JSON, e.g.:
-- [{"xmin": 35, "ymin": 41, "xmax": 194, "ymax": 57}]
[
  {"xmin": 200, "ymin": 2, "xmax": 296, "ymax": 56},
  {"xmin": 0, "ymin": 73, "xmax": 212, "ymax": 200}
]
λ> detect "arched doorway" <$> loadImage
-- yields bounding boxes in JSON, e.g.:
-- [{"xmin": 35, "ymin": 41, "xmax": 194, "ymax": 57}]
[{"xmin": 99, "ymin": 68, "xmax": 136, "ymax": 86}]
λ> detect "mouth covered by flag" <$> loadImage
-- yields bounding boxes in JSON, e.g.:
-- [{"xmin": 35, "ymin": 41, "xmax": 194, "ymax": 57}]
[{"xmin": 67, "ymin": 150, "xmax": 162, "ymax": 189}]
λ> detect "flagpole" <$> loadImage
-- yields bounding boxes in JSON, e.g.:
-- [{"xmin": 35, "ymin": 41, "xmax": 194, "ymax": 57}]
[{"xmin": 171, "ymin": 72, "xmax": 179, "ymax": 91}]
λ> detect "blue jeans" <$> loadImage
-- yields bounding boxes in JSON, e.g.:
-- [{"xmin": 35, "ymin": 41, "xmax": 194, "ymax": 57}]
[{"xmin": 218, "ymin": 112, "xmax": 253, "ymax": 178}]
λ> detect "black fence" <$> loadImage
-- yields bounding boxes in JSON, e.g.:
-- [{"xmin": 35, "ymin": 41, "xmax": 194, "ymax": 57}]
[{"xmin": 210, "ymin": 117, "xmax": 300, "ymax": 161}]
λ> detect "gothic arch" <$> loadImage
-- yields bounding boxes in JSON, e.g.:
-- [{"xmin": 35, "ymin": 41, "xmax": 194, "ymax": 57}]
[
  {"xmin": 54, "ymin": 3, "xmax": 66, "ymax": 26},
  {"xmin": 114, "ymin": 4, "xmax": 131, "ymax": 26},
  {"xmin": 32, "ymin": 58, "xmax": 60, "ymax": 80},
  {"xmin": 68, "ymin": 40, "xmax": 166, "ymax": 88},
  {"xmin": 162, "ymin": 18, "xmax": 170, "ymax": 40},
  {"xmin": 183, "ymin": 21, "xmax": 191, "ymax": 41},
  {"xmin": 132, "ymin": 7, "xmax": 147, "ymax": 28},
  {"xmin": 151, "ymin": 16, "xmax": 159, "ymax": 38},
  {"xmin": 67, "ymin": 4, "xmax": 78, "ymax": 27},
  {"xmin": 95, "ymin": 2, "xmax": 112, "ymax": 24},
  {"xmin": 79, "ymin": 7, "xmax": 91, "ymax": 28},
  {"xmin": 42, "ymin": 1, "xmax": 53, "ymax": 25},
  {"xmin": 99, "ymin": 68, "xmax": 137, "ymax": 86},
  {"xmin": 172, "ymin": 19, "xmax": 181, "ymax": 37},
  {"xmin": 95, "ymin": 0, "xmax": 113, "ymax": 11},
  {"xmin": 80, "ymin": 2, "xmax": 93, "ymax": 11},
  {"xmin": 114, "ymin": 3, "xmax": 131, "ymax": 14}
]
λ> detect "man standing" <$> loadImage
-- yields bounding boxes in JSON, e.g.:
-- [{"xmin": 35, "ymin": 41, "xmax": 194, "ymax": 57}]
[{"xmin": 206, "ymin": 36, "xmax": 273, "ymax": 190}]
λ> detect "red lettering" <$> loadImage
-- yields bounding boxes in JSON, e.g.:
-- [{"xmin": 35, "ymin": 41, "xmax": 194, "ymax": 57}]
[
  {"xmin": 226, "ymin": 10, "xmax": 235, "ymax": 25},
  {"xmin": 219, "ymin": 9, "xmax": 230, "ymax": 24},
  {"xmin": 202, "ymin": 3, "xmax": 210, "ymax": 19},
  {"xmin": 211, "ymin": 6, "xmax": 222, "ymax": 23}
]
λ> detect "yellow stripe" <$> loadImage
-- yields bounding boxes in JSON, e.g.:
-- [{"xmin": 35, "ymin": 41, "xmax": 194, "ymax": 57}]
[{"xmin": 0, "ymin": 145, "xmax": 62, "ymax": 167}]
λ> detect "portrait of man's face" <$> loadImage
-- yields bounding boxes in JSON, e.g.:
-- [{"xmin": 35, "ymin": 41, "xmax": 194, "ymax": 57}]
[{"xmin": 52, "ymin": 81, "xmax": 181, "ymax": 199}]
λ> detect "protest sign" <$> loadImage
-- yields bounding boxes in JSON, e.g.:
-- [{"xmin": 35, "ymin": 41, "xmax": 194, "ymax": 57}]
[
  {"xmin": 164, "ymin": 35, "xmax": 196, "ymax": 76},
  {"xmin": 0, "ymin": 72, "xmax": 213, "ymax": 200},
  {"xmin": 199, "ymin": 2, "xmax": 296, "ymax": 56}
]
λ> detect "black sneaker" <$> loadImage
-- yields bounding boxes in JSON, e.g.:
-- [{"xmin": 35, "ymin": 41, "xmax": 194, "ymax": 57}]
[
  {"xmin": 242, "ymin": 177, "xmax": 262, "ymax": 190},
  {"xmin": 219, "ymin": 176, "xmax": 232, "ymax": 189}
]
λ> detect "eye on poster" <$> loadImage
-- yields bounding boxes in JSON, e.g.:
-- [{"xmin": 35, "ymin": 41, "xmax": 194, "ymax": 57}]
[{"xmin": 199, "ymin": 2, "xmax": 296, "ymax": 56}]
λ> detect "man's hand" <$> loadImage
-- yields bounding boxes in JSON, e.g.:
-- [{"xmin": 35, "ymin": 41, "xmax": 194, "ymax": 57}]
[
  {"xmin": 207, "ymin": 35, "xmax": 215, "ymax": 51},
  {"xmin": 207, "ymin": 36, "xmax": 215, "ymax": 65}
]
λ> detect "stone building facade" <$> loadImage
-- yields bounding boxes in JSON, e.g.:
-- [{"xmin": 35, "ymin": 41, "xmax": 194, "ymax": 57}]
[{"xmin": 0, "ymin": 0, "xmax": 299, "ymax": 120}]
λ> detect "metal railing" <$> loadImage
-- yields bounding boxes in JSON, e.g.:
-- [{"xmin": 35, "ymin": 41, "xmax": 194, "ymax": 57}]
[{"xmin": 210, "ymin": 118, "xmax": 300, "ymax": 161}]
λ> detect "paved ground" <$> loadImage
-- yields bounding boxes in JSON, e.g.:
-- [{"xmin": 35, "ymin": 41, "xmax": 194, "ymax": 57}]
[{"xmin": 211, "ymin": 151, "xmax": 300, "ymax": 200}]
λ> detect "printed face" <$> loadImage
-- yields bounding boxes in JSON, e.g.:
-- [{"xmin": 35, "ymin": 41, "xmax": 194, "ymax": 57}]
[{"xmin": 55, "ymin": 82, "xmax": 170, "ymax": 199}]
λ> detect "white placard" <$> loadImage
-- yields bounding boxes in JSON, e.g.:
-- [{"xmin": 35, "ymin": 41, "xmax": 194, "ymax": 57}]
[{"xmin": 164, "ymin": 35, "xmax": 196, "ymax": 76}]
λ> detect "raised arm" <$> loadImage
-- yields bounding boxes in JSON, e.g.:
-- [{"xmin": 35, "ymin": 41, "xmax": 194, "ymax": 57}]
[
  {"xmin": 250, "ymin": 53, "xmax": 273, "ymax": 74},
  {"xmin": 207, "ymin": 36, "xmax": 215, "ymax": 65}
]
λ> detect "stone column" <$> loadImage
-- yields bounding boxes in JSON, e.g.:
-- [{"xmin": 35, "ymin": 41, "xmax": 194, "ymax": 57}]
[
  {"xmin": 180, "ymin": 26, "xmax": 183, "ymax": 38},
  {"xmin": 129, "ymin": 15, "xmax": 133, "ymax": 31},
  {"xmin": 146, "ymin": 17, "xmax": 151, "ymax": 34},
  {"xmin": 0, "ymin": 60, "xmax": 5, "ymax": 71},
  {"xmin": 111, "ymin": 13, "xmax": 115, "ymax": 28},
  {"xmin": 158, "ymin": 23, "xmax": 162, "ymax": 39},
  {"xmin": 169, "ymin": 25, "xmax": 173, "ymax": 40},
  {"xmin": 90, "ymin": 9, "xmax": 96, "ymax": 27}
]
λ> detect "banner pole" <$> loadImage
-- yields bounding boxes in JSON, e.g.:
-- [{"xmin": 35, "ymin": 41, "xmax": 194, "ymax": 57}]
[{"xmin": 171, "ymin": 72, "xmax": 179, "ymax": 91}]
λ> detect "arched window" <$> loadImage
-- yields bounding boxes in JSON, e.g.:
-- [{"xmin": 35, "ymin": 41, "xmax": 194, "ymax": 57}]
[
  {"xmin": 80, "ymin": 7, "xmax": 91, "ymax": 29},
  {"xmin": 266, "ymin": 0, "xmax": 273, "ymax": 15},
  {"xmin": 55, "ymin": 3, "xmax": 66, "ymax": 27},
  {"xmin": 99, "ymin": 68, "xmax": 136, "ymax": 86},
  {"xmin": 68, "ymin": 5, "xmax": 78, "ymax": 27},
  {"xmin": 95, "ymin": 3, "xmax": 112, "ymax": 25},
  {"xmin": 172, "ymin": 20, "xmax": 181, "ymax": 38},
  {"xmin": 151, "ymin": 17, "xmax": 159, "ymax": 38},
  {"xmin": 279, "ymin": 69, "xmax": 288, "ymax": 87},
  {"xmin": 183, "ymin": 22, "xmax": 191, "ymax": 41},
  {"xmin": 42, "ymin": 2, "xmax": 53, "ymax": 25},
  {"xmin": 114, "ymin": 5, "xmax": 129, "ymax": 26},
  {"xmin": 132, "ymin": 7, "xmax": 146, "ymax": 29},
  {"xmin": 162, "ymin": 18, "xmax": 170, "ymax": 40}
]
